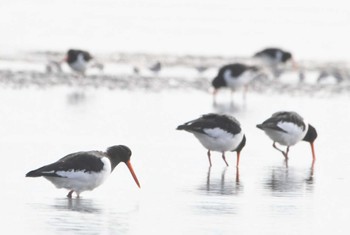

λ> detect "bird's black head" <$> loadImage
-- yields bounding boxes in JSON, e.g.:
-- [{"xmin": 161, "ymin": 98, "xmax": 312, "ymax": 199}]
[
  {"xmin": 66, "ymin": 49, "xmax": 79, "ymax": 63},
  {"xmin": 107, "ymin": 145, "xmax": 132, "ymax": 164},
  {"xmin": 282, "ymin": 52, "xmax": 292, "ymax": 62},
  {"xmin": 212, "ymin": 75, "xmax": 226, "ymax": 89},
  {"xmin": 106, "ymin": 145, "xmax": 141, "ymax": 188},
  {"xmin": 67, "ymin": 49, "xmax": 78, "ymax": 57},
  {"xmin": 303, "ymin": 124, "xmax": 317, "ymax": 143},
  {"xmin": 66, "ymin": 49, "xmax": 92, "ymax": 63}
]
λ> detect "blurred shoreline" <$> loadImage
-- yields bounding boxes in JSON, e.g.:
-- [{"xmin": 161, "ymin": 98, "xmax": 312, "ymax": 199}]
[
  {"xmin": 0, "ymin": 50, "xmax": 349, "ymax": 96},
  {"xmin": 2, "ymin": 50, "xmax": 349, "ymax": 69}
]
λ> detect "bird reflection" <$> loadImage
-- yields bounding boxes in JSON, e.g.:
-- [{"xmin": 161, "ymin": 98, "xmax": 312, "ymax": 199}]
[
  {"xmin": 212, "ymin": 100, "xmax": 245, "ymax": 114},
  {"xmin": 66, "ymin": 90, "xmax": 86, "ymax": 104},
  {"xmin": 52, "ymin": 197, "xmax": 102, "ymax": 214},
  {"xmin": 265, "ymin": 162, "xmax": 315, "ymax": 196},
  {"xmin": 199, "ymin": 167, "xmax": 242, "ymax": 196}
]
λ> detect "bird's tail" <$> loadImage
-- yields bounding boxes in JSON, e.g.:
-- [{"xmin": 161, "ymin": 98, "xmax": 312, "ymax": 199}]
[
  {"xmin": 25, "ymin": 169, "xmax": 43, "ymax": 177},
  {"xmin": 256, "ymin": 124, "xmax": 264, "ymax": 130},
  {"xmin": 176, "ymin": 124, "xmax": 188, "ymax": 131}
]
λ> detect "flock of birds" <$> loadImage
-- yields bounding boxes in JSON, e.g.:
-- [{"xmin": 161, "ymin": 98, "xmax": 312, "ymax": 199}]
[
  {"xmin": 27, "ymin": 47, "xmax": 319, "ymax": 198},
  {"xmin": 177, "ymin": 111, "xmax": 317, "ymax": 167}
]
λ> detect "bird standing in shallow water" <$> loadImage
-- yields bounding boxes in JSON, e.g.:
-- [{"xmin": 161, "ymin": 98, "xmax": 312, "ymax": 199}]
[
  {"xmin": 64, "ymin": 49, "xmax": 93, "ymax": 75},
  {"xmin": 256, "ymin": 111, "xmax": 317, "ymax": 162},
  {"xmin": 148, "ymin": 61, "xmax": 161, "ymax": 76},
  {"xmin": 177, "ymin": 113, "xmax": 246, "ymax": 167},
  {"xmin": 253, "ymin": 47, "xmax": 297, "ymax": 78},
  {"xmin": 26, "ymin": 145, "xmax": 140, "ymax": 198},
  {"xmin": 212, "ymin": 63, "xmax": 261, "ymax": 106}
]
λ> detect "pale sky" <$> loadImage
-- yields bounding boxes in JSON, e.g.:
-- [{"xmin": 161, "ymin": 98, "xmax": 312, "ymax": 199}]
[{"xmin": 0, "ymin": 0, "xmax": 349, "ymax": 61}]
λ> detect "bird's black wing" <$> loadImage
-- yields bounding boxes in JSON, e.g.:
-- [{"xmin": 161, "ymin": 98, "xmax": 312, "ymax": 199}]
[
  {"xmin": 82, "ymin": 51, "xmax": 93, "ymax": 61},
  {"xmin": 26, "ymin": 151, "xmax": 105, "ymax": 177},
  {"xmin": 219, "ymin": 63, "xmax": 247, "ymax": 77},
  {"xmin": 257, "ymin": 111, "xmax": 305, "ymax": 132},
  {"xmin": 177, "ymin": 114, "xmax": 241, "ymax": 135}
]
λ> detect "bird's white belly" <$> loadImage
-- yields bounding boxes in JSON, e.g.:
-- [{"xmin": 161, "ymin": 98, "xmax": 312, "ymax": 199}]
[
  {"xmin": 45, "ymin": 158, "xmax": 111, "ymax": 193},
  {"xmin": 193, "ymin": 128, "xmax": 243, "ymax": 152},
  {"xmin": 264, "ymin": 122, "xmax": 307, "ymax": 146},
  {"xmin": 69, "ymin": 61, "xmax": 87, "ymax": 73},
  {"xmin": 69, "ymin": 55, "xmax": 88, "ymax": 73},
  {"xmin": 224, "ymin": 70, "xmax": 254, "ymax": 90}
]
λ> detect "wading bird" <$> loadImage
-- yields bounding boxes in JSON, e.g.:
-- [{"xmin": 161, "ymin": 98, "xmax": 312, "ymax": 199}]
[
  {"xmin": 26, "ymin": 145, "xmax": 140, "ymax": 198},
  {"xmin": 253, "ymin": 47, "xmax": 297, "ymax": 78},
  {"xmin": 256, "ymin": 111, "xmax": 317, "ymax": 162},
  {"xmin": 177, "ymin": 113, "xmax": 246, "ymax": 167},
  {"xmin": 212, "ymin": 63, "xmax": 261, "ymax": 105}
]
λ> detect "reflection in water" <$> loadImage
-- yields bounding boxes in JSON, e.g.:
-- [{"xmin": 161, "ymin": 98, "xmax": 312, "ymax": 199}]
[
  {"xmin": 265, "ymin": 162, "xmax": 315, "ymax": 196},
  {"xmin": 212, "ymin": 101, "xmax": 244, "ymax": 114},
  {"xmin": 199, "ymin": 167, "xmax": 242, "ymax": 196},
  {"xmin": 44, "ymin": 198, "xmax": 132, "ymax": 234},
  {"xmin": 195, "ymin": 167, "xmax": 242, "ymax": 215},
  {"xmin": 52, "ymin": 198, "xmax": 102, "ymax": 214},
  {"xmin": 66, "ymin": 90, "xmax": 86, "ymax": 105}
]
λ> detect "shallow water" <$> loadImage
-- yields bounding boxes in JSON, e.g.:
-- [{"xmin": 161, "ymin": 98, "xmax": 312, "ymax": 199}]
[{"xmin": 1, "ymin": 86, "xmax": 350, "ymax": 234}]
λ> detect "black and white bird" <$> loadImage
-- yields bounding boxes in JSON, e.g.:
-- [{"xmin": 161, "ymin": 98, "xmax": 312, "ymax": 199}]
[
  {"xmin": 177, "ymin": 113, "xmax": 246, "ymax": 167},
  {"xmin": 64, "ymin": 49, "xmax": 93, "ymax": 75},
  {"xmin": 253, "ymin": 47, "xmax": 297, "ymax": 78},
  {"xmin": 26, "ymin": 145, "xmax": 141, "ymax": 198},
  {"xmin": 256, "ymin": 111, "xmax": 317, "ymax": 161},
  {"xmin": 148, "ymin": 61, "xmax": 161, "ymax": 76},
  {"xmin": 195, "ymin": 65, "xmax": 209, "ymax": 75},
  {"xmin": 212, "ymin": 63, "xmax": 261, "ymax": 105}
]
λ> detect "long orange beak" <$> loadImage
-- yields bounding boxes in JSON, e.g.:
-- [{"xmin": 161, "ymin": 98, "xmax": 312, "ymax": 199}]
[
  {"xmin": 61, "ymin": 56, "xmax": 67, "ymax": 64},
  {"xmin": 310, "ymin": 142, "xmax": 316, "ymax": 161},
  {"xmin": 291, "ymin": 59, "xmax": 298, "ymax": 70},
  {"xmin": 126, "ymin": 160, "xmax": 141, "ymax": 188}
]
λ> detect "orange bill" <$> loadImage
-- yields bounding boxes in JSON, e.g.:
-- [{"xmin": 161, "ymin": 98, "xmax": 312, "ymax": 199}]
[
  {"xmin": 291, "ymin": 58, "xmax": 298, "ymax": 70},
  {"xmin": 126, "ymin": 160, "xmax": 141, "ymax": 188}
]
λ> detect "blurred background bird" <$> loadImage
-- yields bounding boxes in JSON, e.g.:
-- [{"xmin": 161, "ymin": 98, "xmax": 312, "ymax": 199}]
[
  {"xmin": 253, "ymin": 47, "xmax": 297, "ymax": 79},
  {"xmin": 211, "ymin": 63, "xmax": 262, "ymax": 106}
]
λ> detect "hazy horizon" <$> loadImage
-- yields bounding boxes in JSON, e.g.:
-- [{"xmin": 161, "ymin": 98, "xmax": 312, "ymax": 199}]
[{"xmin": 1, "ymin": 0, "xmax": 349, "ymax": 61}]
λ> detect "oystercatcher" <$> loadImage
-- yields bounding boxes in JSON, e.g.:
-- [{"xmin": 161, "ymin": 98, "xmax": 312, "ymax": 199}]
[
  {"xmin": 25, "ymin": 145, "xmax": 140, "ymax": 198},
  {"xmin": 148, "ymin": 61, "xmax": 161, "ymax": 76},
  {"xmin": 256, "ymin": 111, "xmax": 317, "ymax": 161},
  {"xmin": 253, "ymin": 47, "xmax": 297, "ymax": 78},
  {"xmin": 63, "ymin": 49, "xmax": 95, "ymax": 75},
  {"xmin": 177, "ymin": 113, "xmax": 246, "ymax": 167},
  {"xmin": 212, "ymin": 63, "xmax": 260, "ymax": 105}
]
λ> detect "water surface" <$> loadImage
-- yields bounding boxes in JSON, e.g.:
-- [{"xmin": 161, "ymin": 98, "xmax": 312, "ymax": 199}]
[{"xmin": 1, "ymin": 87, "xmax": 349, "ymax": 234}]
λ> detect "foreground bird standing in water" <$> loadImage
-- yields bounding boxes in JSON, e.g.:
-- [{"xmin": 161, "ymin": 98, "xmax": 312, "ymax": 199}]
[
  {"xmin": 26, "ymin": 145, "xmax": 140, "ymax": 198},
  {"xmin": 256, "ymin": 111, "xmax": 317, "ymax": 162},
  {"xmin": 177, "ymin": 113, "xmax": 246, "ymax": 167}
]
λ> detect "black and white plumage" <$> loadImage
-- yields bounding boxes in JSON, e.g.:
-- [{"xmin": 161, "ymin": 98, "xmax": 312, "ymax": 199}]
[
  {"xmin": 177, "ymin": 113, "xmax": 246, "ymax": 167},
  {"xmin": 253, "ymin": 47, "xmax": 297, "ymax": 78},
  {"xmin": 257, "ymin": 111, "xmax": 317, "ymax": 161},
  {"xmin": 317, "ymin": 67, "xmax": 347, "ymax": 83},
  {"xmin": 26, "ymin": 145, "xmax": 141, "ymax": 198},
  {"xmin": 45, "ymin": 60, "xmax": 63, "ymax": 74},
  {"xmin": 64, "ymin": 49, "xmax": 94, "ymax": 75},
  {"xmin": 212, "ymin": 63, "xmax": 260, "ymax": 104},
  {"xmin": 195, "ymin": 65, "xmax": 209, "ymax": 75},
  {"xmin": 254, "ymin": 48, "xmax": 293, "ymax": 64},
  {"xmin": 148, "ymin": 61, "xmax": 161, "ymax": 75}
]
